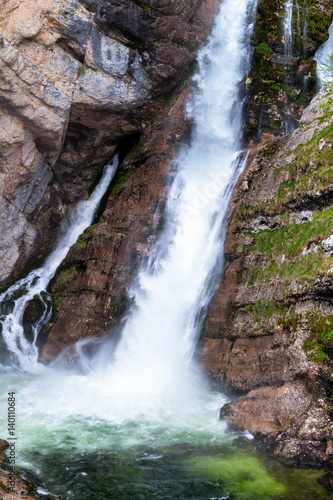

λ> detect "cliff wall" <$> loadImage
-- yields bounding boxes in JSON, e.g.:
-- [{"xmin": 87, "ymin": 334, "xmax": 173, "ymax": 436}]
[
  {"xmin": 0, "ymin": 0, "xmax": 217, "ymax": 286},
  {"xmin": 201, "ymin": 87, "xmax": 333, "ymax": 467}
]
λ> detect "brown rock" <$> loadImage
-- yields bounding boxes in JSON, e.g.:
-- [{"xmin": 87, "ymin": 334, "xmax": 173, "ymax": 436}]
[
  {"xmin": 42, "ymin": 87, "xmax": 194, "ymax": 358},
  {"xmin": 0, "ymin": 439, "xmax": 44, "ymax": 500}
]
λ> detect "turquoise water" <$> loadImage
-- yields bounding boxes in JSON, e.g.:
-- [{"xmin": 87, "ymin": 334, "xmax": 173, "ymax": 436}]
[{"xmin": 0, "ymin": 371, "xmax": 330, "ymax": 499}]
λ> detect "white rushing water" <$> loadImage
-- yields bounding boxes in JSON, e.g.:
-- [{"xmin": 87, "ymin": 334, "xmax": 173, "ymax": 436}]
[
  {"xmin": 0, "ymin": 157, "xmax": 118, "ymax": 372},
  {"xmin": 282, "ymin": 0, "xmax": 303, "ymax": 135},
  {"xmin": 76, "ymin": 0, "xmax": 257, "ymax": 409},
  {"xmin": 283, "ymin": 0, "xmax": 294, "ymax": 59},
  {"xmin": 315, "ymin": 21, "xmax": 333, "ymax": 84},
  {"xmin": 0, "ymin": 0, "xmax": 258, "ymax": 496}
]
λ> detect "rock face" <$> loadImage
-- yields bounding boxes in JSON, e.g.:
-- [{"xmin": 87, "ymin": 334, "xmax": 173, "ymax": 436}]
[
  {"xmin": 201, "ymin": 88, "xmax": 333, "ymax": 467},
  {"xmin": 0, "ymin": 0, "xmax": 218, "ymax": 286},
  {"xmin": 0, "ymin": 440, "xmax": 42, "ymax": 499}
]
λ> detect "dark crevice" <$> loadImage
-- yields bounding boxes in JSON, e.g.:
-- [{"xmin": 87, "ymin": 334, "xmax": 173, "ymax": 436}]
[
  {"xmin": 94, "ymin": 132, "xmax": 141, "ymax": 221},
  {"xmin": 56, "ymin": 39, "xmax": 85, "ymax": 64}
]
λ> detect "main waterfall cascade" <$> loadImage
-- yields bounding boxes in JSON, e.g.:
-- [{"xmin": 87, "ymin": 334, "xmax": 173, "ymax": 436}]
[
  {"xmin": 1, "ymin": 0, "xmax": 258, "ymax": 389},
  {"xmin": 0, "ymin": 1, "xmax": 330, "ymax": 499}
]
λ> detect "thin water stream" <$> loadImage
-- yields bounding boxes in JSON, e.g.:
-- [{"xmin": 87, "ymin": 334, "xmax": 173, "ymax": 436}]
[{"xmin": 0, "ymin": 0, "xmax": 330, "ymax": 498}]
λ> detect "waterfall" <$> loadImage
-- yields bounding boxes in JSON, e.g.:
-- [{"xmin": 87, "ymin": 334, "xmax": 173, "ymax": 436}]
[
  {"xmin": 282, "ymin": 0, "xmax": 303, "ymax": 134},
  {"xmin": 283, "ymin": 0, "xmax": 294, "ymax": 59},
  {"xmin": 1, "ymin": 0, "xmax": 257, "ymax": 384},
  {"xmin": 0, "ymin": 1, "xmax": 269, "ymax": 497},
  {"xmin": 0, "ymin": 157, "xmax": 118, "ymax": 372},
  {"xmin": 73, "ymin": 0, "xmax": 258, "ymax": 407},
  {"xmin": 315, "ymin": 21, "xmax": 333, "ymax": 84}
]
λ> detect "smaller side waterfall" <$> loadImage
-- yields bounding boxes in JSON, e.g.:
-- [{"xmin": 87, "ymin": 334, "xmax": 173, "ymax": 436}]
[
  {"xmin": 283, "ymin": 0, "xmax": 304, "ymax": 59},
  {"xmin": 0, "ymin": 157, "xmax": 118, "ymax": 372},
  {"xmin": 283, "ymin": 0, "xmax": 294, "ymax": 59},
  {"xmin": 282, "ymin": 0, "xmax": 309, "ymax": 134}
]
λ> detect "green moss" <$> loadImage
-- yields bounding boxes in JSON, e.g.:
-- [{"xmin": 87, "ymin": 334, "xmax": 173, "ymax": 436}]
[
  {"xmin": 187, "ymin": 453, "xmax": 287, "ymax": 499},
  {"xmin": 256, "ymin": 42, "xmax": 273, "ymax": 58},
  {"xmin": 12, "ymin": 288, "xmax": 28, "ymax": 300},
  {"xmin": 110, "ymin": 170, "xmax": 136, "ymax": 196},
  {"xmin": 249, "ymin": 252, "xmax": 333, "ymax": 286},
  {"xmin": 244, "ymin": 300, "xmax": 284, "ymax": 325},
  {"xmin": 303, "ymin": 313, "xmax": 333, "ymax": 363},
  {"xmin": 53, "ymin": 268, "xmax": 78, "ymax": 290},
  {"xmin": 239, "ymin": 204, "xmax": 258, "ymax": 221},
  {"xmin": 0, "ymin": 481, "xmax": 11, "ymax": 493},
  {"xmin": 72, "ymin": 223, "xmax": 102, "ymax": 248},
  {"xmin": 53, "ymin": 162, "xmax": 69, "ymax": 174},
  {"xmin": 253, "ymin": 208, "xmax": 333, "ymax": 259},
  {"xmin": 143, "ymin": 6, "xmax": 152, "ymax": 13},
  {"xmin": 51, "ymin": 293, "xmax": 62, "ymax": 308}
]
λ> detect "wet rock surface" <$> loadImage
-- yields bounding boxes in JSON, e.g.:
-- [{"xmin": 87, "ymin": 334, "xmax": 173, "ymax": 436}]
[
  {"xmin": 42, "ymin": 87, "xmax": 192, "ymax": 359},
  {"xmin": 0, "ymin": 440, "xmax": 45, "ymax": 500}
]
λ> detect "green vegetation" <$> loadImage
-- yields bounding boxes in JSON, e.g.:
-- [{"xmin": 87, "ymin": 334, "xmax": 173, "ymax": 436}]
[
  {"xmin": 250, "ymin": 252, "xmax": 333, "ymax": 286},
  {"xmin": 256, "ymin": 42, "xmax": 273, "ymax": 58},
  {"xmin": 72, "ymin": 222, "xmax": 102, "ymax": 248},
  {"xmin": 110, "ymin": 170, "xmax": 136, "ymax": 196},
  {"xmin": 303, "ymin": 313, "xmax": 333, "ymax": 363},
  {"xmin": 53, "ymin": 162, "xmax": 69, "ymax": 174},
  {"xmin": 246, "ymin": 206, "xmax": 333, "ymax": 285},
  {"xmin": 243, "ymin": 207, "xmax": 333, "ymax": 286},
  {"xmin": 77, "ymin": 65, "xmax": 86, "ymax": 78},
  {"xmin": 51, "ymin": 293, "xmax": 62, "ymax": 308},
  {"xmin": 53, "ymin": 268, "xmax": 78, "ymax": 290},
  {"xmin": 244, "ymin": 300, "xmax": 284, "ymax": 325},
  {"xmin": 240, "ymin": 117, "xmax": 333, "ymax": 219},
  {"xmin": 0, "ymin": 481, "xmax": 11, "ymax": 493},
  {"xmin": 253, "ymin": 208, "xmax": 333, "ymax": 258},
  {"xmin": 12, "ymin": 288, "xmax": 28, "ymax": 300},
  {"xmin": 143, "ymin": 6, "xmax": 152, "ymax": 13}
]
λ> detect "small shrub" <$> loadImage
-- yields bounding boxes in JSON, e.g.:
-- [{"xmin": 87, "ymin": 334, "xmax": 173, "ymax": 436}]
[{"xmin": 77, "ymin": 65, "xmax": 86, "ymax": 78}]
